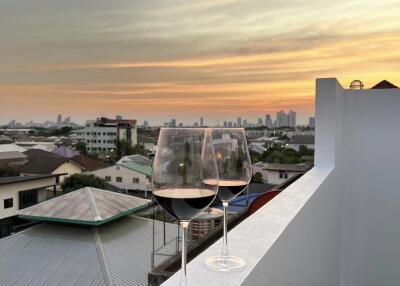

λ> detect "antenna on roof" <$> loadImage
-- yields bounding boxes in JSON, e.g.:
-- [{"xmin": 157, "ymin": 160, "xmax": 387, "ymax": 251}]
[{"xmin": 350, "ymin": 80, "xmax": 364, "ymax": 90}]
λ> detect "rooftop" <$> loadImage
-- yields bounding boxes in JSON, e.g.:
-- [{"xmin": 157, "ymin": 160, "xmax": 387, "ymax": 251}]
[
  {"xmin": 0, "ymin": 174, "xmax": 61, "ymax": 186},
  {"xmin": 264, "ymin": 163, "xmax": 312, "ymax": 172},
  {"xmin": 117, "ymin": 161, "xmax": 152, "ymax": 177},
  {"xmin": 18, "ymin": 187, "xmax": 150, "ymax": 225}
]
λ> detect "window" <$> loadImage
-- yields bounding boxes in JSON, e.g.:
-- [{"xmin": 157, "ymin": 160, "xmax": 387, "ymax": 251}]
[
  {"xmin": 132, "ymin": 178, "xmax": 139, "ymax": 184},
  {"xmin": 86, "ymin": 132, "xmax": 90, "ymax": 135},
  {"xmin": 19, "ymin": 190, "xmax": 38, "ymax": 209},
  {"xmin": 279, "ymin": 171, "xmax": 289, "ymax": 179},
  {"xmin": 86, "ymin": 140, "xmax": 90, "ymax": 143},
  {"xmin": 4, "ymin": 198, "xmax": 13, "ymax": 209},
  {"xmin": 116, "ymin": 177, "xmax": 123, "ymax": 183},
  {"xmin": 103, "ymin": 132, "xmax": 106, "ymax": 136},
  {"xmin": 105, "ymin": 176, "xmax": 111, "ymax": 182}
]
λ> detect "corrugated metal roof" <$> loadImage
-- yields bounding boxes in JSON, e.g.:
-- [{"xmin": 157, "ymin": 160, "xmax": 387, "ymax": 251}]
[
  {"xmin": 18, "ymin": 187, "xmax": 150, "ymax": 225},
  {"xmin": 0, "ymin": 151, "xmax": 27, "ymax": 160},
  {"xmin": 0, "ymin": 224, "xmax": 107, "ymax": 286},
  {"xmin": 0, "ymin": 216, "xmax": 178, "ymax": 286}
]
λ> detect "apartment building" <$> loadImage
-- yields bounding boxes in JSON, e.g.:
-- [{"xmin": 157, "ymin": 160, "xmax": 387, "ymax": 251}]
[{"xmin": 77, "ymin": 117, "xmax": 137, "ymax": 154}]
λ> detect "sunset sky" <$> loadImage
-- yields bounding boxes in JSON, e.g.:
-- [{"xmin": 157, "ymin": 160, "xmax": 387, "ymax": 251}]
[{"xmin": 1, "ymin": 0, "xmax": 400, "ymax": 125}]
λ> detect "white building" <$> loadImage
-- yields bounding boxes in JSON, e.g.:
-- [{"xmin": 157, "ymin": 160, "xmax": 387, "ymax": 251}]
[
  {"xmin": 163, "ymin": 78, "xmax": 400, "ymax": 286},
  {"xmin": 92, "ymin": 161, "xmax": 152, "ymax": 195},
  {"xmin": 309, "ymin": 116, "xmax": 315, "ymax": 128},
  {"xmin": 77, "ymin": 117, "xmax": 137, "ymax": 155},
  {"xmin": 252, "ymin": 162, "xmax": 268, "ymax": 183},
  {"xmin": 0, "ymin": 174, "xmax": 60, "ymax": 237}
]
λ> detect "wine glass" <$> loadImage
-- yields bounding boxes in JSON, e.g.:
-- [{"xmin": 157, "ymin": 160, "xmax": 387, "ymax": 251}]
[
  {"xmin": 152, "ymin": 128, "xmax": 219, "ymax": 285},
  {"xmin": 204, "ymin": 128, "xmax": 252, "ymax": 272}
]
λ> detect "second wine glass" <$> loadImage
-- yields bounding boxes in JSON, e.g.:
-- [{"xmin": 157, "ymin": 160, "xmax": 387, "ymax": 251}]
[{"xmin": 204, "ymin": 128, "xmax": 252, "ymax": 272}]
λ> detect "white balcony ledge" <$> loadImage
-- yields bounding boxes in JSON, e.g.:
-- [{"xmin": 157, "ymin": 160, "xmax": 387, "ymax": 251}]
[{"xmin": 163, "ymin": 78, "xmax": 400, "ymax": 286}]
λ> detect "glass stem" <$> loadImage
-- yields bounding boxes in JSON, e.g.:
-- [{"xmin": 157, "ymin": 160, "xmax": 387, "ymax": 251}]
[
  {"xmin": 221, "ymin": 201, "xmax": 230, "ymax": 262},
  {"xmin": 180, "ymin": 221, "xmax": 189, "ymax": 286}
]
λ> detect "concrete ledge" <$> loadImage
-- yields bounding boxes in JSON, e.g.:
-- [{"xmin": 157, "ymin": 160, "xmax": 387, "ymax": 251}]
[{"xmin": 162, "ymin": 166, "xmax": 333, "ymax": 286}]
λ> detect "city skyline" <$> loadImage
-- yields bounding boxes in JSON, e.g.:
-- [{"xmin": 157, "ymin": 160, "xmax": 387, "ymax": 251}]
[{"xmin": 1, "ymin": 1, "xmax": 400, "ymax": 124}]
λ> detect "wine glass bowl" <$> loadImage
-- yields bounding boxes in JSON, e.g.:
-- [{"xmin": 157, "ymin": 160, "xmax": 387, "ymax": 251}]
[{"xmin": 152, "ymin": 128, "xmax": 218, "ymax": 285}]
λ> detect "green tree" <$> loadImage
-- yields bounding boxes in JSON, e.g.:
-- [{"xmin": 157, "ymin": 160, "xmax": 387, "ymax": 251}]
[
  {"xmin": 75, "ymin": 142, "xmax": 87, "ymax": 155},
  {"xmin": 251, "ymin": 172, "xmax": 264, "ymax": 183},
  {"xmin": 61, "ymin": 174, "xmax": 106, "ymax": 193}
]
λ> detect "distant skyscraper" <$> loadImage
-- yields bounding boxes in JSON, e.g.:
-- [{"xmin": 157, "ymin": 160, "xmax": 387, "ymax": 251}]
[
  {"xmin": 237, "ymin": 117, "xmax": 242, "ymax": 127},
  {"xmin": 200, "ymin": 117, "xmax": 204, "ymax": 127},
  {"xmin": 57, "ymin": 114, "xmax": 62, "ymax": 125},
  {"xmin": 257, "ymin": 118, "xmax": 263, "ymax": 126},
  {"xmin": 276, "ymin": 110, "xmax": 296, "ymax": 127},
  {"xmin": 170, "ymin": 119, "xmax": 176, "ymax": 127},
  {"xmin": 309, "ymin": 117, "xmax": 315, "ymax": 128},
  {"xmin": 143, "ymin": 120, "xmax": 149, "ymax": 127},
  {"xmin": 178, "ymin": 123, "xmax": 183, "ymax": 127},
  {"xmin": 243, "ymin": 119, "xmax": 248, "ymax": 127},
  {"xmin": 223, "ymin": 121, "xmax": 228, "ymax": 128},
  {"xmin": 264, "ymin": 114, "xmax": 273, "ymax": 127},
  {"xmin": 288, "ymin": 111, "xmax": 296, "ymax": 127},
  {"xmin": 116, "ymin": 115, "xmax": 123, "ymax": 120},
  {"xmin": 227, "ymin": 121, "xmax": 233, "ymax": 128},
  {"xmin": 194, "ymin": 122, "xmax": 199, "ymax": 127}
]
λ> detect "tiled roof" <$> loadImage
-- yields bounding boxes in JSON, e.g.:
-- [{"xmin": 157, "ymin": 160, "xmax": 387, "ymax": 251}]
[
  {"xmin": 20, "ymin": 153, "xmax": 69, "ymax": 174},
  {"xmin": 118, "ymin": 161, "xmax": 152, "ymax": 177},
  {"xmin": 0, "ymin": 151, "xmax": 27, "ymax": 160},
  {"xmin": 71, "ymin": 154, "xmax": 108, "ymax": 171},
  {"xmin": 18, "ymin": 187, "xmax": 150, "ymax": 225}
]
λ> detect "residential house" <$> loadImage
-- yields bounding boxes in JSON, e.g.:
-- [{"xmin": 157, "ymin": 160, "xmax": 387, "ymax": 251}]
[
  {"xmin": 0, "ymin": 134, "xmax": 13, "ymax": 144},
  {"xmin": 0, "ymin": 174, "xmax": 60, "ymax": 237},
  {"xmin": 20, "ymin": 149, "xmax": 84, "ymax": 183},
  {"xmin": 52, "ymin": 145, "xmax": 80, "ymax": 158},
  {"xmin": 252, "ymin": 162, "xmax": 268, "ymax": 183},
  {"xmin": 92, "ymin": 160, "xmax": 152, "ymax": 195},
  {"xmin": 264, "ymin": 163, "xmax": 312, "ymax": 185},
  {"xmin": 0, "ymin": 143, "xmax": 27, "ymax": 153}
]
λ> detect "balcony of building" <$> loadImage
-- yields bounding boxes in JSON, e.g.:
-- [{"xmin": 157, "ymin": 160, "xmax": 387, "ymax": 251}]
[{"xmin": 162, "ymin": 78, "xmax": 400, "ymax": 286}]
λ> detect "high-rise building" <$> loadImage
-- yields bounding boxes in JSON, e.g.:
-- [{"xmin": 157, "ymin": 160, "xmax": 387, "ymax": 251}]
[
  {"xmin": 223, "ymin": 121, "xmax": 228, "ymax": 128},
  {"xmin": 227, "ymin": 121, "xmax": 233, "ymax": 128},
  {"xmin": 57, "ymin": 114, "xmax": 62, "ymax": 125},
  {"xmin": 200, "ymin": 117, "xmax": 204, "ymax": 127},
  {"xmin": 116, "ymin": 115, "xmax": 123, "ymax": 120},
  {"xmin": 170, "ymin": 119, "xmax": 176, "ymax": 127},
  {"xmin": 264, "ymin": 114, "xmax": 273, "ymax": 127},
  {"xmin": 237, "ymin": 117, "xmax": 242, "ymax": 127},
  {"xmin": 243, "ymin": 119, "xmax": 248, "ymax": 127},
  {"xmin": 288, "ymin": 111, "xmax": 297, "ymax": 127},
  {"xmin": 257, "ymin": 118, "xmax": 263, "ymax": 126},
  {"xmin": 276, "ymin": 110, "xmax": 296, "ymax": 127},
  {"xmin": 143, "ymin": 120, "xmax": 149, "ymax": 127},
  {"xmin": 309, "ymin": 117, "xmax": 315, "ymax": 128}
]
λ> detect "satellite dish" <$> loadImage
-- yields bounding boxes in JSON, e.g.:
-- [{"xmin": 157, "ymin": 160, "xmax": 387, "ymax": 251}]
[{"xmin": 350, "ymin": 80, "xmax": 364, "ymax": 90}]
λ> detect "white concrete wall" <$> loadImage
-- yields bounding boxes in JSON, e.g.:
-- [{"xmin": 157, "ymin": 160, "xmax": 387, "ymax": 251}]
[
  {"xmin": 338, "ymin": 87, "xmax": 400, "ymax": 286},
  {"xmin": 92, "ymin": 165, "xmax": 149, "ymax": 191},
  {"xmin": 0, "ymin": 177, "xmax": 56, "ymax": 219}
]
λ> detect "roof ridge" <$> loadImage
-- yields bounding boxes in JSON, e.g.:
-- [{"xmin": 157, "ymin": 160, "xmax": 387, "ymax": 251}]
[
  {"xmin": 92, "ymin": 228, "xmax": 112, "ymax": 286},
  {"xmin": 85, "ymin": 188, "xmax": 102, "ymax": 221}
]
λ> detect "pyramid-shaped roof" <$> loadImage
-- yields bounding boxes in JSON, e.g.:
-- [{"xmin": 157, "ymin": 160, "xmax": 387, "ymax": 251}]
[
  {"xmin": 371, "ymin": 80, "xmax": 398, "ymax": 89},
  {"xmin": 18, "ymin": 187, "xmax": 150, "ymax": 225}
]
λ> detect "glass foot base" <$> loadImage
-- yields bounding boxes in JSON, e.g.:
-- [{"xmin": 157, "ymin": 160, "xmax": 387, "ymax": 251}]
[{"xmin": 204, "ymin": 255, "xmax": 246, "ymax": 272}]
